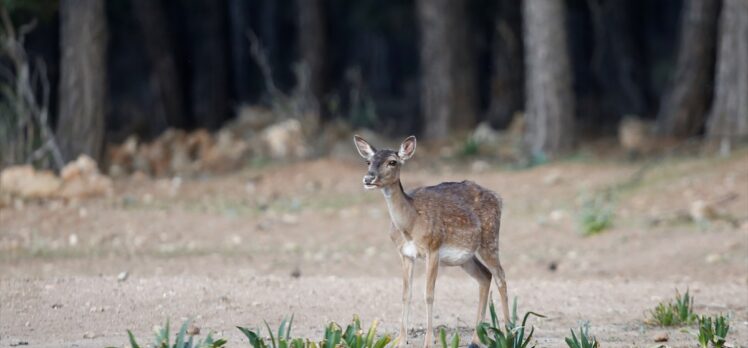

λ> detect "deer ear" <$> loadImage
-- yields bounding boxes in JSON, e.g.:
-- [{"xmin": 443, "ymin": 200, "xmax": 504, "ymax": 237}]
[
  {"xmin": 353, "ymin": 135, "xmax": 376, "ymax": 159},
  {"xmin": 398, "ymin": 135, "xmax": 417, "ymax": 161}
]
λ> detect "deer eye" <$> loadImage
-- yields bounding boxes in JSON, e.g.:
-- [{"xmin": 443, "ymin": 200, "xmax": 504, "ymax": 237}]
[
  {"xmin": 388, "ymin": 160, "xmax": 398, "ymax": 167},
  {"xmin": 365, "ymin": 160, "xmax": 371, "ymax": 166}
]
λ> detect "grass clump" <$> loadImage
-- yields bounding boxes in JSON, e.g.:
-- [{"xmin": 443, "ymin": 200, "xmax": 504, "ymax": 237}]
[
  {"xmin": 238, "ymin": 315, "xmax": 392, "ymax": 348},
  {"xmin": 697, "ymin": 314, "xmax": 730, "ymax": 348},
  {"xmin": 649, "ymin": 289, "xmax": 697, "ymax": 326},
  {"xmin": 460, "ymin": 137, "xmax": 481, "ymax": 157},
  {"xmin": 564, "ymin": 324, "xmax": 599, "ymax": 348},
  {"xmin": 577, "ymin": 194, "xmax": 614, "ymax": 236},
  {"xmin": 438, "ymin": 328, "xmax": 460, "ymax": 348},
  {"xmin": 122, "ymin": 319, "xmax": 226, "ymax": 348},
  {"xmin": 475, "ymin": 298, "xmax": 545, "ymax": 348}
]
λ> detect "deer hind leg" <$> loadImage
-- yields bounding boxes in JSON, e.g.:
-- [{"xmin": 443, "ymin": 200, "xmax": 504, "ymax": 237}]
[
  {"xmin": 460, "ymin": 257, "xmax": 492, "ymax": 347},
  {"xmin": 477, "ymin": 247, "xmax": 510, "ymax": 325}
]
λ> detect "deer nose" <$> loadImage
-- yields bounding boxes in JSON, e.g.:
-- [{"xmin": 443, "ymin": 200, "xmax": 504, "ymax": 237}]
[{"xmin": 363, "ymin": 174, "xmax": 376, "ymax": 184}]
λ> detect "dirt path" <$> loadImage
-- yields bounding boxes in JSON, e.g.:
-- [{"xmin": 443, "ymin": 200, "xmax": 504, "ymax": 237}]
[
  {"xmin": 2, "ymin": 151, "xmax": 747, "ymax": 347},
  {"xmin": 2, "ymin": 275, "xmax": 747, "ymax": 348}
]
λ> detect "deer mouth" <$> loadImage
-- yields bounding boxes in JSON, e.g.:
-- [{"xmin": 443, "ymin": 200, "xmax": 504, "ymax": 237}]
[{"xmin": 363, "ymin": 183, "xmax": 380, "ymax": 190}]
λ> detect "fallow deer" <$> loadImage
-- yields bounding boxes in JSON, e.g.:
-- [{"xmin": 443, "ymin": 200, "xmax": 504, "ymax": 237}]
[{"xmin": 353, "ymin": 135, "xmax": 510, "ymax": 348}]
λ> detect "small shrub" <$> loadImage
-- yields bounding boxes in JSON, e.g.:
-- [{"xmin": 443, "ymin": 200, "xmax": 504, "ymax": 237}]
[
  {"xmin": 460, "ymin": 137, "xmax": 480, "ymax": 157},
  {"xmin": 123, "ymin": 319, "xmax": 226, "ymax": 348},
  {"xmin": 564, "ymin": 324, "xmax": 600, "ymax": 348},
  {"xmin": 476, "ymin": 298, "xmax": 545, "ymax": 348},
  {"xmin": 697, "ymin": 314, "xmax": 730, "ymax": 348},
  {"xmin": 577, "ymin": 195, "xmax": 614, "ymax": 236},
  {"xmin": 237, "ymin": 315, "xmax": 392, "ymax": 348},
  {"xmin": 649, "ymin": 289, "xmax": 697, "ymax": 326},
  {"xmin": 438, "ymin": 328, "xmax": 459, "ymax": 348}
]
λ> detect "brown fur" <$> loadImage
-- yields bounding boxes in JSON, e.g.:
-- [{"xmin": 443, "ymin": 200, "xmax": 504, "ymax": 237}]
[{"xmin": 353, "ymin": 135, "xmax": 510, "ymax": 348}]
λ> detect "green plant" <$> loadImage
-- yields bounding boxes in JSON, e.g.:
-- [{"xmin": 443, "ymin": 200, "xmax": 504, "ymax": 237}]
[
  {"xmin": 460, "ymin": 137, "xmax": 480, "ymax": 157},
  {"xmin": 577, "ymin": 194, "xmax": 614, "ymax": 236},
  {"xmin": 476, "ymin": 298, "xmax": 544, "ymax": 348},
  {"xmin": 697, "ymin": 314, "xmax": 729, "ymax": 348},
  {"xmin": 438, "ymin": 328, "xmax": 459, "ymax": 348},
  {"xmin": 649, "ymin": 289, "xmax": 697, "ymax": 326},
  {"xmin": 122, "ymin": 319, "xmax": 226, "ymax": 348},
  {"xmin": 237, "ymin": 315, "xmax": 392, "ymax": 348},
  {"xmin": 564, "ymin": 324, "xmax": 599, "ymax": 348}
]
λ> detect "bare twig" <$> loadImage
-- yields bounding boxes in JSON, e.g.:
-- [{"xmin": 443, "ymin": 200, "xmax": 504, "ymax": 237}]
[
  {"xmin": 246, "ymin": 30, "xmax": 281, "ymax": 100},
  {"xmin": 0, "ymin": 8, "xmax": 63, "ymax": 170}
]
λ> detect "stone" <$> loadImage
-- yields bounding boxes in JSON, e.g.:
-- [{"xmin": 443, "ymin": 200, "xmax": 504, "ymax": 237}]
[
  {"xmin": 58, "ymin": 155, "xmax": 113, "ymax": 199},
  {"xmin": 261, "ymin": 119, "xmax": 308, "ymax": 159},
  {"xmin": 0, "ymin": 165, "xmax": 61, "ymax": 198}
]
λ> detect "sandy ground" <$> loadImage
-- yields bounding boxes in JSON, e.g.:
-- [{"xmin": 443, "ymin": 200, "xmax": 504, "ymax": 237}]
[{"xmin": 1, "ymin": 149, "xmax": 747, "ymax": 347}]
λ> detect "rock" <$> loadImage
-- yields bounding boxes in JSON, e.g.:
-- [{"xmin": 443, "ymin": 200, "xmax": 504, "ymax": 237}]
[
  {"xmin": 108, "ymin": 135, "xmax": 139, "ymax": 177},
  {"xmin": 58, "ymin": 155, "xmax": 113, "ymax": 199},
  {"xmin": 83, "ymin": 331, "xmax": 97, "ymax": 339},
  {"xmin": 186, "ymin": 324, "xmax": 201, "ymax": 336},
  {"xmin": 470, "ymin": 160, "xmax": 490, "ymax": 173},
  {"xmin": 117, "ymin": 271, "xmax": 129, "ymax": 282},
  {"xmin": 261, "ymin": 119, "xmax": 307, "ymax": 159},
  {"xmin": 548, "ymin": 261, "xmax": 558, "ymax": 272},
  {"xmin": 618, "ymin": 116, "xmax": 655, "ymax": 154},
  {"xmin": 227, "ymin": 105, "xmax": 276, "ymax": 138},
  {"xmin": 549, "ymin": 209, "xmax": 565, "ymax": 222},
  {"xmin": 472, "ymin": 122, "xmax": 501, "ymax": 145},
  {"xmin": 690, "ymin": 200, "xmax": 718, "ymax": 222},
  {"xmin": 470, "ymin": 122, "xmax": 503, "ymax": 155},
  {"xmin": 0, "ymin": 165, "xmax": 61, "ymax": 198},
  {"xmin": 200, "ymin": 130, "xmax": 249, "ymax": 173},
  {"xmin": 705, "ymin": 253, "xmax": 721, "ymax": 264},
  {"xmin": 652, "ymin": 332, "xmax": 668, "ymax": 342}
]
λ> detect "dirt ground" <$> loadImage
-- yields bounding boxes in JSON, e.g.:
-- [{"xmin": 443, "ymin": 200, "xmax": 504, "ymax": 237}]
[{"xmin": 1, "ymin": 149, "xmax": 747, "ymax": 347}]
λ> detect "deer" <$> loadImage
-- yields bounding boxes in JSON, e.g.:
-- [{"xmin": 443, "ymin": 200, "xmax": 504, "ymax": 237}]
[{"xmin": 353, "ymin": 135, "xmax": 510, "ymax": 348}]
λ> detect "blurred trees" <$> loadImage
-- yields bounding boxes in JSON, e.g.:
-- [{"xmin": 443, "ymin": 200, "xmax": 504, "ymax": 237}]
[
  {"xmin": 707, "ymin": 0, "xmax": 748, "ymax": 142},
  {"xmin": 297, "ymin": 0, "xmax": 328, "ymax": 105},
  {"xmin": 132, "ymin": 0, "xmax": 185, "ymax": 129},
  {"xmin": 522, "ymin": 0, "xmax": 574, "ymax": 158},
  {"xmin": 416, "ymin": 0, "xmax": 476, "ymax": 140},
  {"xmin": 2, "ymin": 0, "xmax": 746, "ymax": 166},
  {"xmin": 56, "ymin": 0, "xmax": 107, "ymax": 162},
  {"xmin": 657, "ymin": 0, "xmax": 720, "ymax": 137},
  {"xmin": 182, "ymin": 0, "xmax": 229, "ymax": 130},
  {"xmin": 486, "ymin": 0, "xmax": 523, "ymax": 129}
]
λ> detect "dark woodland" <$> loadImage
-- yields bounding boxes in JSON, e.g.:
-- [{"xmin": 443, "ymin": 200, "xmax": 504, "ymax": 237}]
[{"xmin": 1, "ymin": 0, "xmax": 747, "ymax": 167}]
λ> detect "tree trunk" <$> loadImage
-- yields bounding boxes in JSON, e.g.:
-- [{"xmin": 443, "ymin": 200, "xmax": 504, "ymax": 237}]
[
  {"xmin": 658, "ymin": 0, "xmax": 720, "ymax": 137},
  {"xmin": 183, "ymin": 0, "xmax": 229, "ymax": 130},
  {"xmin": 588, "ymin": 0, "xmax": 647, "ymax": 122},
  {"xmin": 297, "ymin": 0, "xmax": 327, "ymax": 105},
  {"xmin": 707, "ymin": 0, "xmax": 748, "ymax": 142},
  {"xmin": 487, "ymin": 0, "xmax": 524, "ymax": 129},
  {"xmin": 56, "ymin": 0, "xmax": 107, "ymax": 163},
  {"xmin": 416, "ymin": 0, "xmax": 476, "ymax": 139},
  {"xmin": 132, "ymin": 0, "xmax": 186, "ymax": 129},
  {"xmin": 522, "ymin": 0, "xmax": 575, "ymax": 158},
  {"xmin": 450, "ymin": 0, "xmax": 477, "ymax": 131}
]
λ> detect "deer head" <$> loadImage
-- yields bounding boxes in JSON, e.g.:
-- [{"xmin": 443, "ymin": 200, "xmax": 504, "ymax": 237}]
[{"xmin": 353, "ymin": 135, "xmax": 416, "ymax": 190}]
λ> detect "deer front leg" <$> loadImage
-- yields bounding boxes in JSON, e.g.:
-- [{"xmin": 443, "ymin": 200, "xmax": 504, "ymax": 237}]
[
  {"xmin": 423, "ymin": 251, "xmax": 439, "ymax": 348},
  {"xmin": 398, "ymin": 255, "xmax": 414, "ymax": 347}
]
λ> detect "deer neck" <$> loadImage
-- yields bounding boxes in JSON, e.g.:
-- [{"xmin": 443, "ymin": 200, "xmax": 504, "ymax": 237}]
[{"xmin": 382, "ymin": 180, "xmax": 417, "ymax": 232}]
